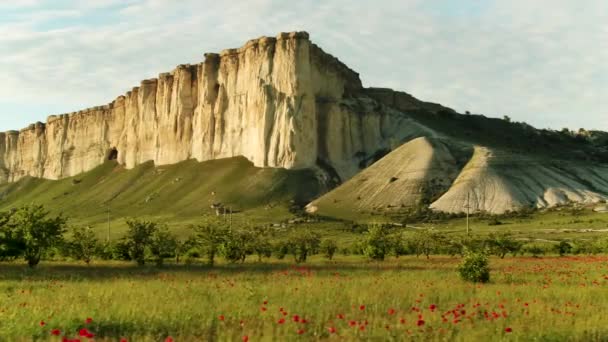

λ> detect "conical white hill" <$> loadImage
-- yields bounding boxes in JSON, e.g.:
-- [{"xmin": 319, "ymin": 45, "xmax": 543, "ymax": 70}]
[{"xmin": 307, "ymin": 137, "xmax": 463, "ymax": 217}]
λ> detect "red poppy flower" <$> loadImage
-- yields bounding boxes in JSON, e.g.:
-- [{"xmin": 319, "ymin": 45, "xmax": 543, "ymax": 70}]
[
  {"xmin": 328, "ymin": 327, "xmax": 337, "ymax": 334},
  {"xmin": 120, "ymin": 339, "xmax": 128, "ymax": 342},
  {"xmin": 297, "ymin": 329, "xmax": 305, "ymax": 335},
  {"xmin": 388, "ymin": 308, "xmax": 396, "ymax": 315},
  {"xmin": 39, "ymin": 321, "xmax": 46, "ymax": 327},
  {"xmin": 400, "ymin": 318, "xmax": 406, "ymax": 324},
  {"xmin": 349, "ymin": 320, "xmax": 357, "ymax": 327},
  {"xmin": 242, "ymin": 336, "xmax": 249, "ymax": 342},
  {"xmin": 79, "ymin": 328, "xmax": 92, "ymax": 337},
  {"xmin": 359, "ymin": 305, "xmax": 366, "ymax": 311},
  {"xmin": 218, "ymin": 315, "xmax": 225, "ymax": 321},
  {"xmin": 417, "ymin": 319, "xmax": 425, "ymax": 327},
  {"xmin": 85, "ymin": 317, "xmax": 93, "ymax": 324},
  {"xmin": 51, "ymin": 329, "xmax": 61, "ymax": 336},
  {"xmin": 165, "ymin": 337, "xmax": 174, "ymax": 342},
  {"xmin": 278, "ymin": 318, "xmax": 286, "ymax": 324},
  {"xmin": 261, "ymin": 307, "xmax": 267, "ymax": 312},
  {"xmin": 429, "ymin": 304, "xmax": 437, "ymax": 312},
  {"xmin": 337, "ymin": 314, "xmax": 344, "ymax": 319},
  {"xmin": 505, "ymin": 327, "xmax": 513, "ymax": 333},
  {"xmin": 359, "ymin": 325, "xmax": 365, "ymax": 331}
]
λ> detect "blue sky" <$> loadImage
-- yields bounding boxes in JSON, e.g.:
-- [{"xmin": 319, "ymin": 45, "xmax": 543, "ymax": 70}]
[{"xmin": 0, "ymin": 0, "xmax": 606, "ymax": 131}]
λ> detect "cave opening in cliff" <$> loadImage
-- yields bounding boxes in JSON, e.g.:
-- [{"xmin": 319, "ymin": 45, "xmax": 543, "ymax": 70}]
[{"xmin": 107, "ymin": 148, "xmax": 118, "ymax": 161}]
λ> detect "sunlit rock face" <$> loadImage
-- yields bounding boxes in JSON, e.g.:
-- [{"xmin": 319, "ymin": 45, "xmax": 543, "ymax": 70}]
[{"xmin": 0, "ymin": 31, "xmax": 420, "ymax": 183}]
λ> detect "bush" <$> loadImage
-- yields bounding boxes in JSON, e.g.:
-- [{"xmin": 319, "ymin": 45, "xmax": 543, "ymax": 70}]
[
  {"xmin": 67, "ymin": 226, "xmax": 99, "ymax": 265},
  {"xmin": 522, "ymin": 243, "xmax": 549, "ymax": 257},
  {"xmin": 555, "ymin": 240, "xmax": 573, "ymax": 256},
  {"xmin": 485, "ymin": 232, "xmax": 522, "ymax": 258},
  {"xmin": 149, "ymin": 225, "xmax": 177, "ymax": 266},
  {"xmin": 458, "ymin": 250, "xmax": 490, "ymax": 283}
]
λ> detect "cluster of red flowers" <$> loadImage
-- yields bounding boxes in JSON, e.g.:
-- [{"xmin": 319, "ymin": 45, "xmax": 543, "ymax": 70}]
[{"xmin": 39, "ymin": 317, "xmax": 132, "ymax": 342}]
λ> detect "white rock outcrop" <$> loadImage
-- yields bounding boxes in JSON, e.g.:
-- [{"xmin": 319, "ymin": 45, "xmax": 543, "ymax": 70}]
[{"xmin": 0, "ymin": 32, "xmax": 414, "ymax": 183}]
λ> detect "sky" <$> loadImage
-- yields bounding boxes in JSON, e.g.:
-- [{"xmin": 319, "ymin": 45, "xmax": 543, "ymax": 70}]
[{"xmin": 0, "ymin": 0, "xmax": 606, "ymax": 132}]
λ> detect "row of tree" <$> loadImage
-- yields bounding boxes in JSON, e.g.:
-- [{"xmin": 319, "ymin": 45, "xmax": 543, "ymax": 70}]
[{"xmin": 1, "ymin": 205, "xmax": 606, "ymax": 268}]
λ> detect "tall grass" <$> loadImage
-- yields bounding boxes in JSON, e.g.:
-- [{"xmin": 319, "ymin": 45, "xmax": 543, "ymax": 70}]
[{"xmin": 1, "ymin": 256, "xmax": 607, "ymax": 341}]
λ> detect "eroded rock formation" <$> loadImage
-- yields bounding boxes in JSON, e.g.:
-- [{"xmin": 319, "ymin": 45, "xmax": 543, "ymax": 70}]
[{"xmin": 1, "ymin": 31, "xmax": 421, "ymax": 183}]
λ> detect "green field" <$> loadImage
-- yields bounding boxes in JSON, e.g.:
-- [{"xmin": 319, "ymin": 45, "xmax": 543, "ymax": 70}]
[{"xmin": 1, "ymin": 256, "xmax": 607, "ymax": 341}]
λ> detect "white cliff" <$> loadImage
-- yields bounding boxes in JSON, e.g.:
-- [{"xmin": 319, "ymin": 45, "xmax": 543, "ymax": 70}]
[{"xmin": 0, "ymin": 32, "xmax": 413, "ymax": 183}]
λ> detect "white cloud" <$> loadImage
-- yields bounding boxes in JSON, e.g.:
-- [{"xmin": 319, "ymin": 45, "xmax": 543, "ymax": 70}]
[{"xmin": 0, "ymin": 0, "xmax": 606, "ymax": 131}]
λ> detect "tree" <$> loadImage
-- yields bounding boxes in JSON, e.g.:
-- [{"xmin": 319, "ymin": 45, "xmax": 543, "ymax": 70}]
[
  {"xmin": 149, "ymin": 225, "xmax": 177, "ymax": 266},
  {"xmin": 249, "ymin": 226, "xmax": 273, "ymax": 262},
  {"xmin": 362, "ymin": 225, "xmax": 392, "ymax": 261},
  {"xmin": 485, "ymin": 232, "xmax": 522, "ymax": 258},
  {"xmin": 0, "ymin": 211, "xmax": 21, "ymax": 261},
  {"xmin": 285, "ymin": 230, "xmax": 320, "ymax": 263},
  {"xmin": 124, "ymin": 219, "xmax": 159, "ymax": 266},
  {"xmin": 5, "ymin": 205, "xmax": 67, "ymax": 267},
  {"xmin": 221, "ymin": 229, "xmax": 254, "ymax": 263},
  {"xmin": 175, "ymin": 236, "xmax": 198, "ymax": 264},
  {"xmin": 503, "ymin": 115, "xmax": 511, "ymax": 123},
  {"xmin": 409, "ymin": 229, "xmax": 446, "ymax": 259},
  {"xmin": 68, "ymin": 226, "xmax": 99, "ymax": 265},
  {"xmin": 320, "ymin": 239, "xmax": 338, "ymax": 260},
  {"xmin": 193, "ymin": 219, "xmax": 228, "ymax": 266}
]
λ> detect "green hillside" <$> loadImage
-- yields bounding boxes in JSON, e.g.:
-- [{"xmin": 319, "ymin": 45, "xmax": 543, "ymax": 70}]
[{"xmin": 0, "ymin": 157, "xmax": 324, "ymax": 238}]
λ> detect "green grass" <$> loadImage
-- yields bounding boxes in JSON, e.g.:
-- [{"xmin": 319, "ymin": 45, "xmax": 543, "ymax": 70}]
[
  {"xmin": 1, "ymin": 256, "xmax": 608, "ymax": 341},
  {"xmin": 0, "ymin": 157, "xmax": 323, "ymax": 239}
]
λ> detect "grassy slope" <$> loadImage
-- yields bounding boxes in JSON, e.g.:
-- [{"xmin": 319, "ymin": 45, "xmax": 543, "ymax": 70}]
[{"xmin": 0, "ymin": 157, "xmax": 323, "ymax": 238}]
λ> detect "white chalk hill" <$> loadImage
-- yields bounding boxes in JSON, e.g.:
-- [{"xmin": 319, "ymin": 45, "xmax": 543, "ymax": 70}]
[{"xmin": 308, "ymin": 138, "xmax": 608, "ymax": 217}]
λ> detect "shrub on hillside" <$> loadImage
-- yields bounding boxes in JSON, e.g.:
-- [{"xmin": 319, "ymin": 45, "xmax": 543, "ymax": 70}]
[{"xmin": 458, "ymin": 250, "xmax": 490, "ymax": 283}]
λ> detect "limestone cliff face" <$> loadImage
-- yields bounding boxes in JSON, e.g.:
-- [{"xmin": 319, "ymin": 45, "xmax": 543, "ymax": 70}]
[{"xmin": 0, "ymin": 32, "xmax": 409, "ymax": 183}]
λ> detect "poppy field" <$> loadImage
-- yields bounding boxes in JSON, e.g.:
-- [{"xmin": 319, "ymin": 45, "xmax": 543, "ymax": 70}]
[{"xmin": 1, "ymin": 255, "xmax": 608, "ymax": 341}]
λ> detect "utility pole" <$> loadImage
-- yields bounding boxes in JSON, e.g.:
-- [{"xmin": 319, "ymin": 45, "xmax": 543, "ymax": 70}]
[
  {"xmin": 465, "ymin": 192, "xmax": 470, "ymax": 236},
  {"xmin": 229, "ymin": 206, "xmax": 232, "ymax": 230}
]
